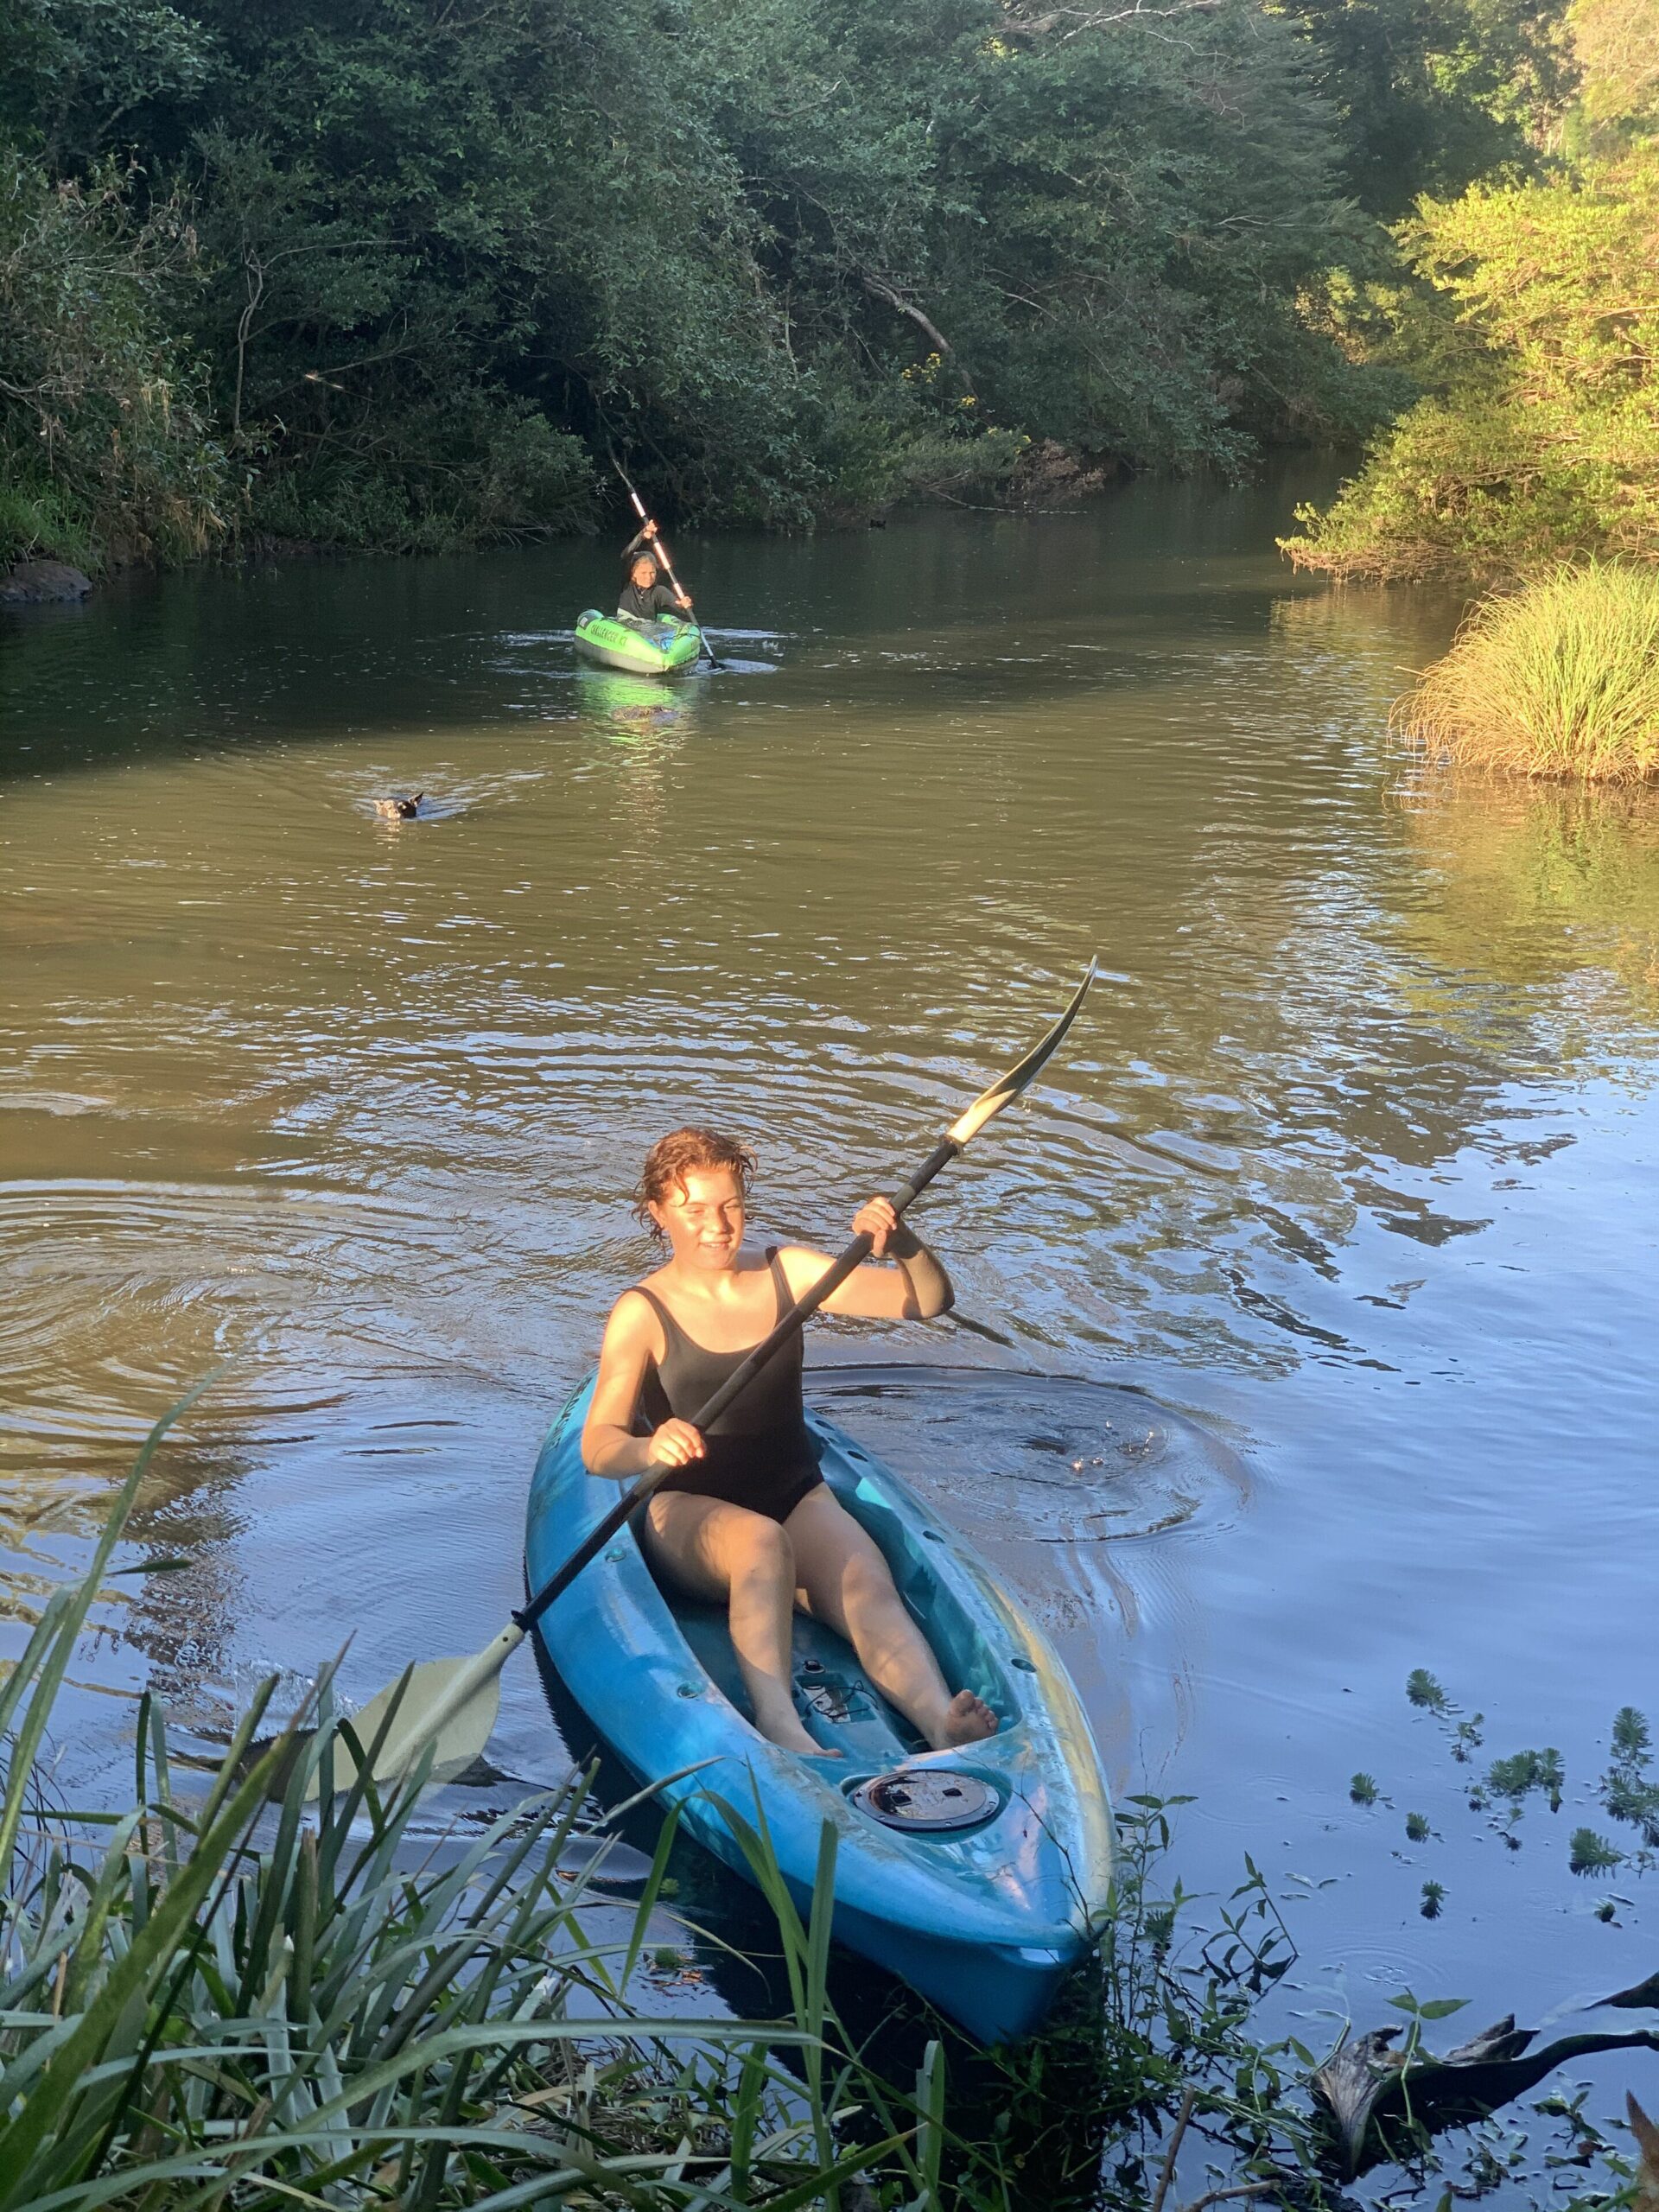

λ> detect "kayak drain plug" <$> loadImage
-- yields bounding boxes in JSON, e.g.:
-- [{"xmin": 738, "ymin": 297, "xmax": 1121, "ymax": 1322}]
[{"xmin": 851, "ymin": 1770, "xmax": 997, "ymax": 1833}]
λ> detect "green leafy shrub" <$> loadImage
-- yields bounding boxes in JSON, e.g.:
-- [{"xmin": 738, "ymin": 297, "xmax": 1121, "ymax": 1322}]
[
  {"xmin": 0, "ymin": 144, "xmax": 227, "ymax": 569},
  {"xmin": 1283, "ymin": 149, "xmax": 1659, "ymax": 583}
]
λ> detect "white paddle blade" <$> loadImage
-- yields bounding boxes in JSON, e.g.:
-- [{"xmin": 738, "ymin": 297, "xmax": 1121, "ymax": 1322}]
[
  {"xmin": 946, "ymin": 959, "xmax": 1097, "ymax": 1146},
  {"xmin": 306, "ymin": 1626, "xmax": 524, "ymax": 1801}
]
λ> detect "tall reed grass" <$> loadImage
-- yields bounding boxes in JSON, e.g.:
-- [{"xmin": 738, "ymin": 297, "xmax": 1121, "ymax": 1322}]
[
  {"xmin": 0, "ymin": 1395, "xmax": 959, "ymax": 2210},
  {"xmin": 1394, "ymin": 564, "xmax": 1659, "ymax": 784}
]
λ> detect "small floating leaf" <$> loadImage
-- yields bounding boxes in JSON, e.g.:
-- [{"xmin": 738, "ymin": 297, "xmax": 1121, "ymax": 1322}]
[
  {"xmin": 1569, "ymin": 1827, "xmax": 1624, "ymax": 1876},
  {"xmin": 1350, "ymin": 1773, "xmax": 1378, "ymax": 1807},
  {"xmin": 1420, "ymin": 1880, "xmax": 1446, "ymax": 1920},
  {"xmin": 1407, "ymin": 1669, "xmax": 1451, "ymax": 1713}
]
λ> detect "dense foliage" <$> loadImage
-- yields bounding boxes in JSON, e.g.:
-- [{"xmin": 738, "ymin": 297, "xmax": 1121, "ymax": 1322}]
[
  {"xmin": 1280, "ymin": 0, "xmax": 1574, "ymax": 216},
  {"xmin": 1285, "ymin": 143, "xmax": 1659, "ymax": 580},
  {"xmin": 0, "ymin": 0, "xmax": 1602, "ymax": 569},
  {"xmin": 0, "ymin": 146, "xmax": 226, "ymax": 567},
  {"xmin": 1285, "ymin": 0, "xmax": 1657, "ymax": 584},
  {"xmin": 0, "ymin": 0, "xmax": 1491, "ymax": 566}
]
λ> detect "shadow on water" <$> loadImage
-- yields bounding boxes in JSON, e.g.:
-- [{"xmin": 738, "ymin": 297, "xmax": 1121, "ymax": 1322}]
[{"xmin": 0, "ymin": 470, "xmax": 1360, "ymax": 785}]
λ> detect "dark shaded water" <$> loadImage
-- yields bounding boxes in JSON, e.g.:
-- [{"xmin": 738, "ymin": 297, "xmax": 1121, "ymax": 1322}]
[{"xmin": 3, "ymin": 476, "xmax": 1657, "ymax": 2167}]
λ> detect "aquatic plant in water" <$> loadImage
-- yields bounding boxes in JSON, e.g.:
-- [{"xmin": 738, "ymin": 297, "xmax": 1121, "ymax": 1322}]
[{"xmin": 0, "ymin": 1412, "xmax": 958, "ymax": 2208}]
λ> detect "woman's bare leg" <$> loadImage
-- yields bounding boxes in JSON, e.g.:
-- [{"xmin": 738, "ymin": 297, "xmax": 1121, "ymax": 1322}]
[
  {"xmin": 784, "ymin": 1487, "xmax": 996, "ymax": 1750},
  {"xmin": 642, "ymin": 1491, "xmax": 823, "ymax": 1755}
]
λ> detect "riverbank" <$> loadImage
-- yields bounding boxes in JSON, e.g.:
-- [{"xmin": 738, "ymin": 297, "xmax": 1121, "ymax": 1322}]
[{"xmin": 0, "ymin": 435, "xmax": 1154, "ymax": 596}]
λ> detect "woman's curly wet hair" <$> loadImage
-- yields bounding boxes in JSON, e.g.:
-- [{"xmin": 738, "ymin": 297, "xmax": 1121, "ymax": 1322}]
[{"xmin": 633, "ymin": 1128, "xmax": 756, "ymax": 1241}]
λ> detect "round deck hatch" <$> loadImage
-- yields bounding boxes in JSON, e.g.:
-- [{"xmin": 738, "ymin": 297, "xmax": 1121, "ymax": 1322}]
[{"xmin": 851, "ymin": 1769, "xmax": 997, "ymax": 1832}]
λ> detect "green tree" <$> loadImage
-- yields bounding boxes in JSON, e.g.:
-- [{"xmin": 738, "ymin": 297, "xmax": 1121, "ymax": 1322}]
[
  {"xmin": 0, "ymin": 145, "xmax": 226, "ymax": 567},
  {"xmin": 1278, "ymin": 0, "xmax": 1575, "ymax": 217},
  {"xmin": 1282, "ymin": 146, "xmax": 1659, "ymax": 579}
]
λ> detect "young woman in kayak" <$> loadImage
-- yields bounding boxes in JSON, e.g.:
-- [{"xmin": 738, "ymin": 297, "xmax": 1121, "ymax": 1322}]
[{"xmin": 582, "ymin": 1128, "xmax": 998, "ymax": 1758}]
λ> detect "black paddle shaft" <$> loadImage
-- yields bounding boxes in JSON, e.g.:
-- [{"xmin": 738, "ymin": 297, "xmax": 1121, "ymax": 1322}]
[{"xmin": 512, "ymin": 1137, "xmax": 960, "ymax": 1635}]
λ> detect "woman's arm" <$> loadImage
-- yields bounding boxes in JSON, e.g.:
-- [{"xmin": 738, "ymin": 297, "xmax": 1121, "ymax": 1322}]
[
  {"xmin": 582, "ymin": 1294, "xmax": 707, "ymax": 1477},
  {"xmin": 779, "ymin": 1198, "xmax": 954, "ymax": 1322}
]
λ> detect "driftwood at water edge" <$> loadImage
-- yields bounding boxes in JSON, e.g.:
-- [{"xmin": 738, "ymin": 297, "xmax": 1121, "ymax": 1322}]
[{"xmin": 1313, "ymin": 2014, "xmax": 1659, "ymax": 2179}]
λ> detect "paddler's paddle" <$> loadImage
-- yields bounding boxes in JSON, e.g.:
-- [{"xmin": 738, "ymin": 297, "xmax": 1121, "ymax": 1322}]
[
  {"xmin": 304, "ymin": 961, "xmax": 1096, "ymax": 1800},
  {"xmin": 613, "ymin": 459, "xmax": 727, "ymax": 671}
]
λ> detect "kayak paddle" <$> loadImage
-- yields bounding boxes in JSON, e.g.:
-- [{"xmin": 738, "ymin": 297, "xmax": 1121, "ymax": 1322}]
[
  {"xmin": 304, "ymin": 961, "xmax": 1096, "ymax": 1799},
  {"xmin": 613, "ymin": 461, "xmax": 726, "ymax": 671}
]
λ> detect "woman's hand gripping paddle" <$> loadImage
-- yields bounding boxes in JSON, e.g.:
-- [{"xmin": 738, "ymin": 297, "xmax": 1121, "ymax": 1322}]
[{"xmin": 303, "ymin": 962, "xmax": 1097, "ymax": 1799}]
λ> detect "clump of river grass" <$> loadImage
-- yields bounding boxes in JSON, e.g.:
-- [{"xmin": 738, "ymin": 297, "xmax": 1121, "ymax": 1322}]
[{"xmin": 1394, "ymin": 565, "xmax": 1659, "ymax": 784}]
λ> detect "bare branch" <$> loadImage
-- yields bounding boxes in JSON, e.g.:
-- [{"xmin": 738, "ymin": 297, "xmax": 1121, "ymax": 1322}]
[
  {"xmin": 998, "ymin": 0, "xmax": 1222, "ymax": 38},
  {"xmin": 860, "ymin": 273, "xmax": 978, "ymax": 395}
]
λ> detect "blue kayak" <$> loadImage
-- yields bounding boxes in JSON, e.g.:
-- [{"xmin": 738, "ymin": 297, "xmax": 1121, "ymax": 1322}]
[{"xmin": 524, "ymin": 1379, "xmax": 1114, "ymax": 2044}]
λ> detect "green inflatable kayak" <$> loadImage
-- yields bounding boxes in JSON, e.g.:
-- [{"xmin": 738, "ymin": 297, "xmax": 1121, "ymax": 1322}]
[
  {"xmin": 524, "ymin": 1378, "xmax": 1115, "ymax": 2044},
  {"xmin": 573, "ymin": 609, "xmax": 703, "ymax": 677}
]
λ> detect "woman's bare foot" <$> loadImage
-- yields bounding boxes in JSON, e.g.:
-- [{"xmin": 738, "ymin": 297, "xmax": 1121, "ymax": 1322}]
[
  {"xmin": 933, "ymin": 1689, "xmax": 998, "ymax": 1748},
  {"xmin": 753, "ymin": 1696, "xmax": 844, "ymax": 1758}
]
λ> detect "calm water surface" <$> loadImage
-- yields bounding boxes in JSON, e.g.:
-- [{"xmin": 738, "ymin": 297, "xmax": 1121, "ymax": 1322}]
[{"xmin": 3, "ymin": 479, "xmax": 1657, "ymax": 2120}]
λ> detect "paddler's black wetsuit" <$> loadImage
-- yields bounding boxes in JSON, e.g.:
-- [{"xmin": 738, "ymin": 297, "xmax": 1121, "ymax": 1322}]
[
  {"xmin": 616, "ymin": 574, "xmax": 686, "ymax": 621},
  {"xmin": 618, "ymin": 526, "xmax": 690, "ymax": 622},
  {"xmin": 630, "ymin": 1249, "xmax": 823, "ymax": 1523}
]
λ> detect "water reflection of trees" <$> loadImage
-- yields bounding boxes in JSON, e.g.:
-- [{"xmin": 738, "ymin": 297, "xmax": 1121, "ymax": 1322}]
[{"xmin": 1397, "ymin": 778, "xmax": 1659, "ymax": 1017}]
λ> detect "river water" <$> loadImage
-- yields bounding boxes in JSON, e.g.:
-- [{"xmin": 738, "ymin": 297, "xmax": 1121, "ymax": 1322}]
[{"xmin": 3, "ymin": 479, "xmax": 1656, "ymax": 2144}]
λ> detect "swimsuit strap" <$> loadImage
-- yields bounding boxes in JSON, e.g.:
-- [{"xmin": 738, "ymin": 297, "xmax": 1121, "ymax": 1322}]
[
  {"xmin": 627, "ymin": 1282, "xmax": 685, "ymax": 1352},
  {"xmin": 633, "ymin": 1255, "xmax": 791, "ymax": 1342}
]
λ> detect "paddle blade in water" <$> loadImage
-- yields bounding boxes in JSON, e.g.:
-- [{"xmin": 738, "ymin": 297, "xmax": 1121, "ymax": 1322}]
[
  {"xmin": 304, "ymin": 1629, "xmax": 522, "ymax": 1800},
  {"xmin": 946, "ymin": 959, "xmax": 1097, "ymax": 1147}
]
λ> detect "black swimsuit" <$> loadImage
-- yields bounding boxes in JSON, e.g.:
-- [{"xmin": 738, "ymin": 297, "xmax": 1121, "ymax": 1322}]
[{"xmin": 632, "ymin": 1248, "xmax": 824, "ymax": 1523}]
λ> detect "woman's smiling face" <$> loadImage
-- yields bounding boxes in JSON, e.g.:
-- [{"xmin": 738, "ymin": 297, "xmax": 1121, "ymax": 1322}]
[{"xmin": 651, "ymin": 1166, "xmax": 746, "ymax": 1270}]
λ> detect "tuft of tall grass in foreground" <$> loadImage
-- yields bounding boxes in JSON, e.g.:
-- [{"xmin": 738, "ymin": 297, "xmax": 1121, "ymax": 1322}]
[
  {"xmin": 1394, "ymin": 563, "xmax": 1659, "ymax": 784},
  {"xmin": 0, "ymin": 1394, "xmax": 957, "ymax": 2211}
]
